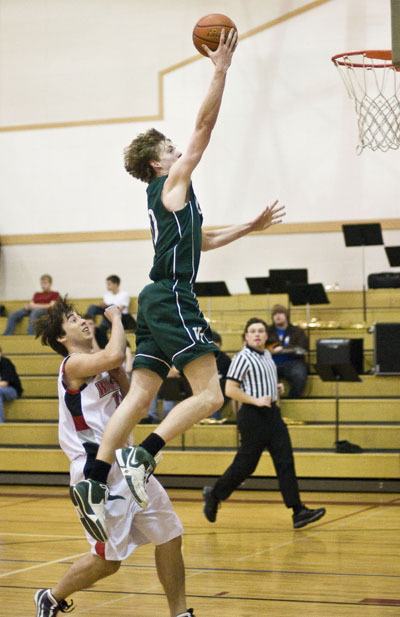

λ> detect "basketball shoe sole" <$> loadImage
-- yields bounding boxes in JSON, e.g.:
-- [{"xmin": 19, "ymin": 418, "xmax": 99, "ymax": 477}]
[{"xmin": 70, "ymin": 479, "xmax": 108, "ymax": 543}]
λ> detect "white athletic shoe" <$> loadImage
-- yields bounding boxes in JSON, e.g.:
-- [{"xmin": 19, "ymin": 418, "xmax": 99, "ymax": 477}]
[
  {"xmin": 116, "ymin": 446, "xmax": 159, "ymax": 509},
  {"xmin": 69, "ymin": 479, "xmax": 108, "ymax": 542}
]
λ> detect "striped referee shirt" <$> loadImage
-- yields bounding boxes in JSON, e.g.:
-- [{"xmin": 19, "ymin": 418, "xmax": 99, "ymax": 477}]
[{"xmin": 227, "ymin": 345, "xmax": 278, "ymax": 401}]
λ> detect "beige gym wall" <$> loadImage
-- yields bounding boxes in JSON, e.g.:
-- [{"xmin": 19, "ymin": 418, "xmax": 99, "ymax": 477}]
[{"xmin": 1, "ymin": 0, "xmax": 399, "ymax": 299}]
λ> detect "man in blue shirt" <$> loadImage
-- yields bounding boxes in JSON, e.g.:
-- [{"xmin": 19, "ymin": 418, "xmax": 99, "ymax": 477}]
[{"xmin": 267, "ymin": 305, "xmax": 308, "ymax": 398}]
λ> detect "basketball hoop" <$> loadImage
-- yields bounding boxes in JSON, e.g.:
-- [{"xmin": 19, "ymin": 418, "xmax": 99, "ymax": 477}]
[{"xmin": 332, "ymin": 50, "xmax": 400, "ymax": 153}]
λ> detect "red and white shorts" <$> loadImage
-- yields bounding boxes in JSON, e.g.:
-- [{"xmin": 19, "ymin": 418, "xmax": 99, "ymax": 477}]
[{"xmin": 70, "ymin": 458, "xmax": 183, "ymax": 561}]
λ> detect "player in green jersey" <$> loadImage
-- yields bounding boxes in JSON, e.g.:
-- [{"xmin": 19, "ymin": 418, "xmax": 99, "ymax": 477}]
[{"xmin": 71, "ymin": 28, "xmax": 285, "ymax": 543}]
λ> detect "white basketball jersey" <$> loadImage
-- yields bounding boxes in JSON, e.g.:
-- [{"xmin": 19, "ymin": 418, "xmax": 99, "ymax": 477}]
[{"xmin": 58, "ymin": 355, "xmax": 123, "ymax": 462}]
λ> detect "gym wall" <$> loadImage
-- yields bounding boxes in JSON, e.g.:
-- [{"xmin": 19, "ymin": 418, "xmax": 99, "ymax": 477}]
[{"xmin": 1, "ymin": 0, "xmax": 399, "ymax": 299}]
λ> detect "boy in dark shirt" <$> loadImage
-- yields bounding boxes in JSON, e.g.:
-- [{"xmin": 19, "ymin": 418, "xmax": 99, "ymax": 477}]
[
  {"xmin": 0, "ymin": 347, "xmax": 23, "ymax": 422},
  {"xmin": 268, "ymin": 304, "xmax": 309, "ymax": 398}
]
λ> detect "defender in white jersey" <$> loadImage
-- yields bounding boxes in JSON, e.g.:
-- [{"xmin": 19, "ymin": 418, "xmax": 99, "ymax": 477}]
[{"xmin": 33, "ymin": 298, "xmax": 195, "ymax": 617}]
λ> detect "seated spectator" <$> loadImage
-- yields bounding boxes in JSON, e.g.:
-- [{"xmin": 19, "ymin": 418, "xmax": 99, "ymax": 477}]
[
  {"xmin": 86, "ymin": 275, "xmax": 134, "ymax": 331},
  {"xmin": 267, "ymin": 304, "xmax": 309, "ymax": 398},
  {"xmin": 147, "ymin": 367, "xmax": 189, "ymax": 423},
  {"xmin": 210, "ymin": 330, "xmax": 232, "ymax": 419},
  {"xmin": 85, "ymin": 313, "xmax": 132, "ymax": 378},
  {"xmin": 0, "ymin": 346, "xmax": 23, "ymax": 422},
  {"xmin": 3, "ymin": 274, "xmax": 60, "ymax": 336},
  {"xmin": 146, "ymin": 332, "xmax": 231, "ymax": 424},
  {"xmin": 83, "ymin": 313, "xmax": 109, "ymax": 350}
]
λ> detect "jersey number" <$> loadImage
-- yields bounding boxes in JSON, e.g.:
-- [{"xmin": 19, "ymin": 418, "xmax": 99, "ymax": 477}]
[{"xmin": 148, "ymin": 209, "xmax": 159, "ymax": 245}]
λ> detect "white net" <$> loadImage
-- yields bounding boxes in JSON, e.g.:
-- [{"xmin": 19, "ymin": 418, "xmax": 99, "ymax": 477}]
[{"xmin": 333, "ymin": 52, "xmax": 400, "ymax": 153}]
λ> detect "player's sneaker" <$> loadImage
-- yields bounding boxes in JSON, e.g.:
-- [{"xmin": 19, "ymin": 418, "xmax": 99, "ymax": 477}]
[
  {"xmin": 116, "ymin": 446, "xmax": 158, "ymax": 509},
  {"xmin": 34, "ymin": 588, "xmax": 74, "ymax": 616},
  {"xmin": 293, "ymin": 506, "xmax": 326, "ymax": 529},
  {"xmin": 70, "ymin": 479, "xmax": 108, "ymax": 542},
  {"xmin": 203, "ymin": 486, "xmax": 220, "ymax": 522},
  {"xmin": 176, "ymin": 610, "xmax": 195, "ymax": 617}
]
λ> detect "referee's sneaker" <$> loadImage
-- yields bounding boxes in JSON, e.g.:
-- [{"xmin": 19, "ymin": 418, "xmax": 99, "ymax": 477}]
[{"xmin": 203, "ymin": 487, "xmax": 326, "ymax": 528}]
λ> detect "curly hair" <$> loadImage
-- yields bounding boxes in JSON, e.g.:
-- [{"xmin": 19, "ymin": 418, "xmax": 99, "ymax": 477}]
[
  {"xmin": 35, "ymin": 296, "xmax": 75, "ymax": 357},
  {"xmin": 124, "ymin": 128, "xmax": 166, "ymax": 183}
]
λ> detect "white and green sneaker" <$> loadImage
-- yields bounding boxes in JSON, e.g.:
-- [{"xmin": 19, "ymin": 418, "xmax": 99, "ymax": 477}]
[
  {"xmin": 70, "ymin": 479, "xmax": 108, "ymax": 542},
  {"xmin": 116, "ymin": 446, "xmax": 158, "ymax": 509}
]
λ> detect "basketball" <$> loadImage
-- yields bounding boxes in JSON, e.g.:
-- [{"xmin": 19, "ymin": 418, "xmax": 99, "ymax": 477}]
[{"xmin": 193, "ymin": 14, "xmax": 237, "ymax": 56}]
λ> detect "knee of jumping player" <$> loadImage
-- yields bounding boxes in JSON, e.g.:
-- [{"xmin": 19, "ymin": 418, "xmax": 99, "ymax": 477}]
[
  {"xmin": 124, "ymin": 390, "xmax": 156, "ymax": 420},
  {"xmin": 202, "ymin": 386, "xmax": 224, "ymax": 417}
]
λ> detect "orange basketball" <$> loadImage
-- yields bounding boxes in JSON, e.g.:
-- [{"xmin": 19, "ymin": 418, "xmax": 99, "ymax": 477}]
[{"xmin": 192, "ymin": 14, "xmax": 237, "ymax": 57}]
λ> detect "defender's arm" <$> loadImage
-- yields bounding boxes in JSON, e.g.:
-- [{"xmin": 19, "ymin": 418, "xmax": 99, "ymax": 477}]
[{"xmin": 65, "ymin": 307, "xmax": 126, "ymax": 381}]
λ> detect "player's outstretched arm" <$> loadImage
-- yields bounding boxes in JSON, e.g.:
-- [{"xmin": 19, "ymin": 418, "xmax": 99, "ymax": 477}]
[
  {"xmin": 163, "ymin": 28, "xmax": 237, "ymax": 212},
  {"xmin": 65, "ymin": 306, "xmax": 126, "ymax": 381},
  {"xmin": 202, "ymin": 200, "xmax": 285, "ymax": 251}
]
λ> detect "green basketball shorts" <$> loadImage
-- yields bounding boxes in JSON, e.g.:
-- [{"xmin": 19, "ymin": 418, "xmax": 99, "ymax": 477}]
[{"xmin": 133, "ymin": 280, "xmax": 218, "ymax": 378}]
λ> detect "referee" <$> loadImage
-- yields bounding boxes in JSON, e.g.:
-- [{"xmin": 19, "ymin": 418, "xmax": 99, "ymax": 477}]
[{"xmin": 203, "ymin": 318, "xmax": 326, "ymax": 529}]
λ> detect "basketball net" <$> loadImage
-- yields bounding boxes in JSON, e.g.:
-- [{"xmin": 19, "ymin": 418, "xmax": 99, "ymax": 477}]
[{"xmin": 332, "ymin": 51, "xmax": 400, "ymax": 154}]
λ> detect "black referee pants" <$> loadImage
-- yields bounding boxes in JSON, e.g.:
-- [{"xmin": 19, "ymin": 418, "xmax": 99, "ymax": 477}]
[{"xmin": 212, "ymin": 403, "xmax": 301, "ymax": 508}]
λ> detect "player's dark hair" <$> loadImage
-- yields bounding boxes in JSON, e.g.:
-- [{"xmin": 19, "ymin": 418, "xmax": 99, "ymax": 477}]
[
  {"xmin": 40, "ymin": 273, "xmax": 53, "ymax": 284},
  {"xmin": 124, "ymin": 128, "xmax": 166, "ymax": 183},
  {"xmin": 106, "ymin": 274, "xmax": 120, "ymax": 286},
  {"xmin": 35, "ymin": 296, "xmax": 74, "ymax": 357},
  {"xmin": 243, "ymin": 317, "xmax": 269, "ymax": 338}
]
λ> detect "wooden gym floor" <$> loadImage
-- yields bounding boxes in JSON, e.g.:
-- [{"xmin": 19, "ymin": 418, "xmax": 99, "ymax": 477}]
[{"xmin": 0, "ymin": 487, "xmax": 399, "ymax": 616}]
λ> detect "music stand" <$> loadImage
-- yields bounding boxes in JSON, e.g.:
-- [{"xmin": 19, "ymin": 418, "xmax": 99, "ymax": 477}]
[
  {"xmin": 269, "ymin": 268, "xmax": 308, "ymax": 293},
  {"xmin": 246, "ymin": 277, "xmax": 271, "ymax": 294},
  {"xmin": 342, "ymin": 223, "xmax": 384, "ymax": 321},
  {"xmin": 385, "ymin": 246, "xmax": 400, "ymax": 267},
  {"xmin": 288, "ymin": 283, "xmax": 329, "ymax": 323},
  {"xmin": 314, "ymin": 363, "xmax": 361, "ymax": 453},
  {"xmin": 193, "ymin": 281, "xmax": 230, "ymax": 319}
]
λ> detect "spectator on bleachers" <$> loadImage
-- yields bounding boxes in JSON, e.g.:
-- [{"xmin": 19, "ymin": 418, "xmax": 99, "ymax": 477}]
[
  {"xmin": 147, "ymin": 333, "xmax": 231, "ymax": 424},
  {"xmin": 147, "ymin": 366, "xmax": 187, "ymax": 424},
  {"xmin": 211, "ymin": 330, "xmax": 232, "ymax": 419},
  {"xmin": 267, "ymin": 304, "xmax": 309, "ymax": 398},
  {"xmin": 85, "ymin": 313, "xmax": 132, "ymax": 378},
  {"xmin": 86, "ymin": 275, "xmax": 132, "ymax": 332},
  {"xmin": 3, "ymin": 274, "xmax": 60, "ymax": 336},
  {"xmin": 0, "ymin": 346, "xmax": 23, "ymax": 422},
  {"xmin": 83, "ymin": 313, "xmax": 109, "ymax": 350}
]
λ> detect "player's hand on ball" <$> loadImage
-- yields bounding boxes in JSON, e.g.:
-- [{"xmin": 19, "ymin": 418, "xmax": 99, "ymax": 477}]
[
  {"xmin": 104, "ymin": 304, "xmax": 122, "ymax": 323},
  {"xmin": 203, "ymin": 27, "xmax": 238, "ymax": 70},
  {"xmin": 249, "ymin": 200, "xmax": 286, "ymax": 232}
]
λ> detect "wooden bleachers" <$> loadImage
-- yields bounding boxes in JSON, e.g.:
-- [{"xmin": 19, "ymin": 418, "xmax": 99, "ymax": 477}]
[{"xmin": 0, "ymin": 289, "xmax": 399, "ymax": 484}]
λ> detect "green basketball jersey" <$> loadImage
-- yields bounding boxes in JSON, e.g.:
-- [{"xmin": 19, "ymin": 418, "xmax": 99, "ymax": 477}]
[{"xmin": 146, "ymin": 175, "xmax": 203, "ymax": 282}]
